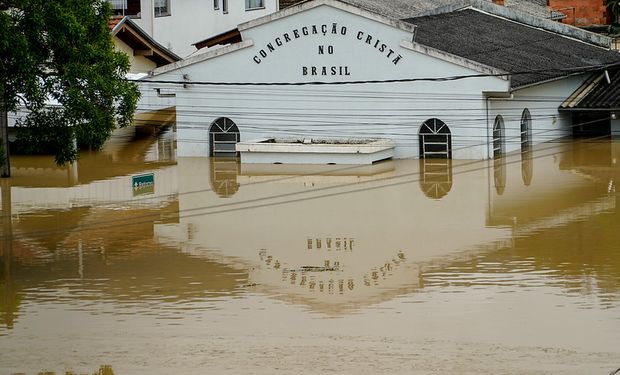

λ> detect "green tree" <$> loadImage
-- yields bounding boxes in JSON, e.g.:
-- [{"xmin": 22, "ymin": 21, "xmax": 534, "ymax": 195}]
[{"xmin": 0, "ymin": 0, "xmax": 140, "ymax": 167}]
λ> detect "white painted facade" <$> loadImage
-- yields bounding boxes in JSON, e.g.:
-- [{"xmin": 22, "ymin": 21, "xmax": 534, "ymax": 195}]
[
  {"xmin": 487, "ymin": 75, "xmax": 589, "ymax": 156},
  {"xmin": 113, "ymin": 0, "xmax": 279, "ymax": 57},
  {"xmin": 142, "ymin": 0, "xmax": 597, "ymax": 161}
]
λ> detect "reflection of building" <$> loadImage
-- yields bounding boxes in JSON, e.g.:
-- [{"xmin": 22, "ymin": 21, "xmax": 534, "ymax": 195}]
[
  {"xmin": 3, "ymin": 138, "xmax": 619, "ymax": 318},
  {"xmin": 153, "ymin": 140, "xmax": 619, "ymax": 314}
]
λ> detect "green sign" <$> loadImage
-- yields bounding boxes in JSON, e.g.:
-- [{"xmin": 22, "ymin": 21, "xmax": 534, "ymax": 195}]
[{"xmin": 132, "ymin": 173, "xmax": 155, "ymax": 196}]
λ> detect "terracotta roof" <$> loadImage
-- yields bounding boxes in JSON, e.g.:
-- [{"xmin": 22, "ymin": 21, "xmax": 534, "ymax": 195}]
[
  {"xmin": 108, "ymin": 16, "xmax": 123, "ymax": 31},
  {"xmin": 280, "ymin": 0, "xmax": 564, "ymax": 19}
]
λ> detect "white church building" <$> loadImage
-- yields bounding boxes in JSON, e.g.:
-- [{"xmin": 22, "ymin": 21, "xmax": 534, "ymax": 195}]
[{"xmin": 140, "ymin": 0, "xmax": 620, "ymax": 162}]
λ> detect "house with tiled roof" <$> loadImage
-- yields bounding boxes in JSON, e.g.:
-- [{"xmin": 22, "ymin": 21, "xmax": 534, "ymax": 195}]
[
  {"xmin": 109, "ymin": 16, "xmax": 180, "ymax": 73},
  {"xmin": 280, "ymin": 0, "xmax": 566, "ymax": 20},
  {"xmin": 107, "ymin": 0, "xmax": 279, "ymax": 57},
  {"xmin": 142, "ymin": 0, "xmax": 620, "ymax": 161}
]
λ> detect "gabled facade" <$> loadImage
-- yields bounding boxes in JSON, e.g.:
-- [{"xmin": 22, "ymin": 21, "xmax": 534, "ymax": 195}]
[
  {"xmin": 109, "ymin": 16, "xmax": 181, "ymax": 73},
  {"xmin": 142, "ymin": 0, "xmax": 620, "ymax": 161},
  {"xmin": 108, "ymin": 0, "xmax": 279, "ymax": 57}
]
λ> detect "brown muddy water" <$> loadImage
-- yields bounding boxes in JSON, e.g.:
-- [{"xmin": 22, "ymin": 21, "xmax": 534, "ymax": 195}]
[{"xmin": 1, "ymin": 130, "xmax": 619, "ymax": 375}]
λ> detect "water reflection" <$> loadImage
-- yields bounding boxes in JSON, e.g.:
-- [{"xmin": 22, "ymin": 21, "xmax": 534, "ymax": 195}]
[
  {"xmin": 34, "ymin": 365, "xmax": 115, "ymax": 375},
  {"xmin": 1, "ymin": 137, "xmax": 620, "ymax": 373},
  {"xmin": 209, "ymin": 157, "xmax": 240, "ymax": 198},
  {"xmin": 493, "ymin": 155, "xmax": 507, "ymax": 195},
  {"xmin": 521, "ymin": 147, "xmax": 533, "ymax": 186},
  {"xmin": 418, "ymin": 158, "xmax": 453, "ymax": 199}
]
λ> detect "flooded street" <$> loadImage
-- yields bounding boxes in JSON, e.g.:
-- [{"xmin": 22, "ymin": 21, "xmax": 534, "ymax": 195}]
[{"xmin": 1, "ymin": 130, "xmax": 619, "ymax": 375}]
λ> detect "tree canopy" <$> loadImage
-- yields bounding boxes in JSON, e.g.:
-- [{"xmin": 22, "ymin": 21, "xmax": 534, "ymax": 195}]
[{"xmin": 0, "ymin": 0, "xmax": 140, "ymax": 165}]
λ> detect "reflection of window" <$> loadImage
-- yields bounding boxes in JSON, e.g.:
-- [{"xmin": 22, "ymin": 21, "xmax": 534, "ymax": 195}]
[
  {"xmin": 494, "ymin": 156, "xmax": 506, "ymax": 195},
  {"xmin": 245, "ymin": 0, "xmax": 264, "ymax": 9},
  {"xmin": 109, "ymin": 0, "xmax": 141, "ymax": 17},
  {"xmin": 419, "ymin": 158, "xmax": 453, "ymax": 199},
  {"xmin": 493, "ymin": 115, "xmax": 504, "ymax": 158},
  {"xmin": 154, "ymin": 0, "xmax": 170, "ymax": 17},
  {"xmin": 521, "ymin": 148, "xmax": 533, "ymax": 186},
  {"xmin": 209, "ymin": 157, "xmax": 240, "ymax": 198}
]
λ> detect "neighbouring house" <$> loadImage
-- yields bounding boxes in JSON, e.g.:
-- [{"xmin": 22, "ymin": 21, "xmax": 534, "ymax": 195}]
[
  {"xmin": 547, "ymin": 0, "xmax": 610, "ymax": 27},
  {"xmin": 280, "ymin": 0, "xmax": 566, "ymax": 20},
  {"xmin": 6, "ymin": 16, "xmax": 181, "ymax": 144},
  {"xmin": 141, "ymin": 0, "xmax": 620, "ymax": 162},
  {"xmin": 109, "ymin": 16, "xmax": 181, "ymax": 73},
  {"xmin": 108, "ymin": 0, "xmax": 279, "ymax": 57},
  {"xmin": 109, "ymin": 16, "xmax": 181, "ymax": 133}
]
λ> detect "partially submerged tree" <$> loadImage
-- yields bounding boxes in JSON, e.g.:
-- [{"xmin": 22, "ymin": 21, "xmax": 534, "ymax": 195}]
[{"xmin": 0, "ymin": 0, "xmax": 140, "ymax": 168}]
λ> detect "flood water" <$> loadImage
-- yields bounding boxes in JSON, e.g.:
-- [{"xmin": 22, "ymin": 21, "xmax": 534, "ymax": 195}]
[{"xmin": 1, "ymin": 130, "xmax": 619, "ymax": 375}]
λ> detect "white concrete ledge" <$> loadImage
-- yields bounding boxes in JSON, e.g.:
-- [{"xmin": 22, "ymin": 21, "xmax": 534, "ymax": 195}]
[{"xmin": 237, "ymin": 138, "xmax": 395, "ymax": 164}]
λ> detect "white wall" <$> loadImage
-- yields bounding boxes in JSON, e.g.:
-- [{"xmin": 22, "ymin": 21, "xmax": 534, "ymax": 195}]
[
  {"xmin": 488, "ymin": 75, "xmax": 588, "ymax": 156},
  {"xmin": 145, "ymin": 3, "xmax": 509, "ymax": 160},
  {"xmin": 132, "ymin": 0, "xmax": 278, "ymax": 57}
]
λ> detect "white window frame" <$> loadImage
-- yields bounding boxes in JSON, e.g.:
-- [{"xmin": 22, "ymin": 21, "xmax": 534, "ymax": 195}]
[
  {"xmin": 154, "ymin": 0, "xmax": 171, "ymax": 17},
  {"xmin": 245, "ymin": 0, "xmax": 265, "ymax": 11}
]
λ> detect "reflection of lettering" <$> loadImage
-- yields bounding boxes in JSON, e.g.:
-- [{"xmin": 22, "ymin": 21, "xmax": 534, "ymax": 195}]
[
  {"xmin": 259, "ymin": 249, "xmax": 406, "ymax": 295},
  {"xmin": 307, "ymin": 237, "xmax": 354, "ymax": 251}
]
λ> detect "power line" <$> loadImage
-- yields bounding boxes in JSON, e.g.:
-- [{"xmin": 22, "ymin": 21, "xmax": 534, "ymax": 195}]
[{"xmin": 2, "ymin": 133, "xmax": 614, "ymax": 241}]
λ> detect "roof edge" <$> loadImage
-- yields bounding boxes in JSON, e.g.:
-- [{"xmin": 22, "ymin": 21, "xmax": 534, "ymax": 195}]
[
  {"xmin": 148, "ymin": 40, "xmax": 255, "ymax": 77},
  {"xmin": 237, "ymin": 0, "xmax": 416, "ymax": 34},
  {"xmin": 415, "ymin": 0, "xmax": 611, "ymax": 48},
  {"xmin": 400, "ymin": 40, "xmax": 510, "ymax": 80},
  {"xmin": 112, "ymin": 16, "xmax": 182, "ymax": 62}
]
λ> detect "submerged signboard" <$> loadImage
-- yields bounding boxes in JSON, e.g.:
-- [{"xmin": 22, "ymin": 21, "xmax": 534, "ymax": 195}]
[{"xmin": 132, "ymin": 173, "xmax": 155, "ymax": 196}]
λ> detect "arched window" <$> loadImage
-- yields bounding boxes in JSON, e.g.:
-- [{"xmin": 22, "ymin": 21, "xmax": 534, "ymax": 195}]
[
  {"xmin": 520, "ymin": 110, "xmax": 533, "ymax": 186},
  {"xmin": 209, "ymin": 117, "xmax": 240, "ymax": 157},
  {"xmin": 520, "ymin": 109, "xmax": 532, "ymax": 151},
  {"xmin": 493, "ymin": 115, "xmax": 505, "ymax": 159},
  {"xmin": 419, "ymin": 118, "xmax": 452, "ymax": 159}
]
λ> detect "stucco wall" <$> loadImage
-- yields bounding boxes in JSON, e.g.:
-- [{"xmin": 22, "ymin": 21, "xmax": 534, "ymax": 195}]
[
  {"xmin": 488, "ymin": 75, "xmax": 588, "ymax": 157},
  {"xmin": 146, "ymin": 3, "xmax": 510, "ymax": 160},
  {"xmin": 131, "ymin": 0, "xmax": 278, "ymax": 57},
  {"xmin": 113, "ymin": 37, "xmax": 158, "ymax": 74}
]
